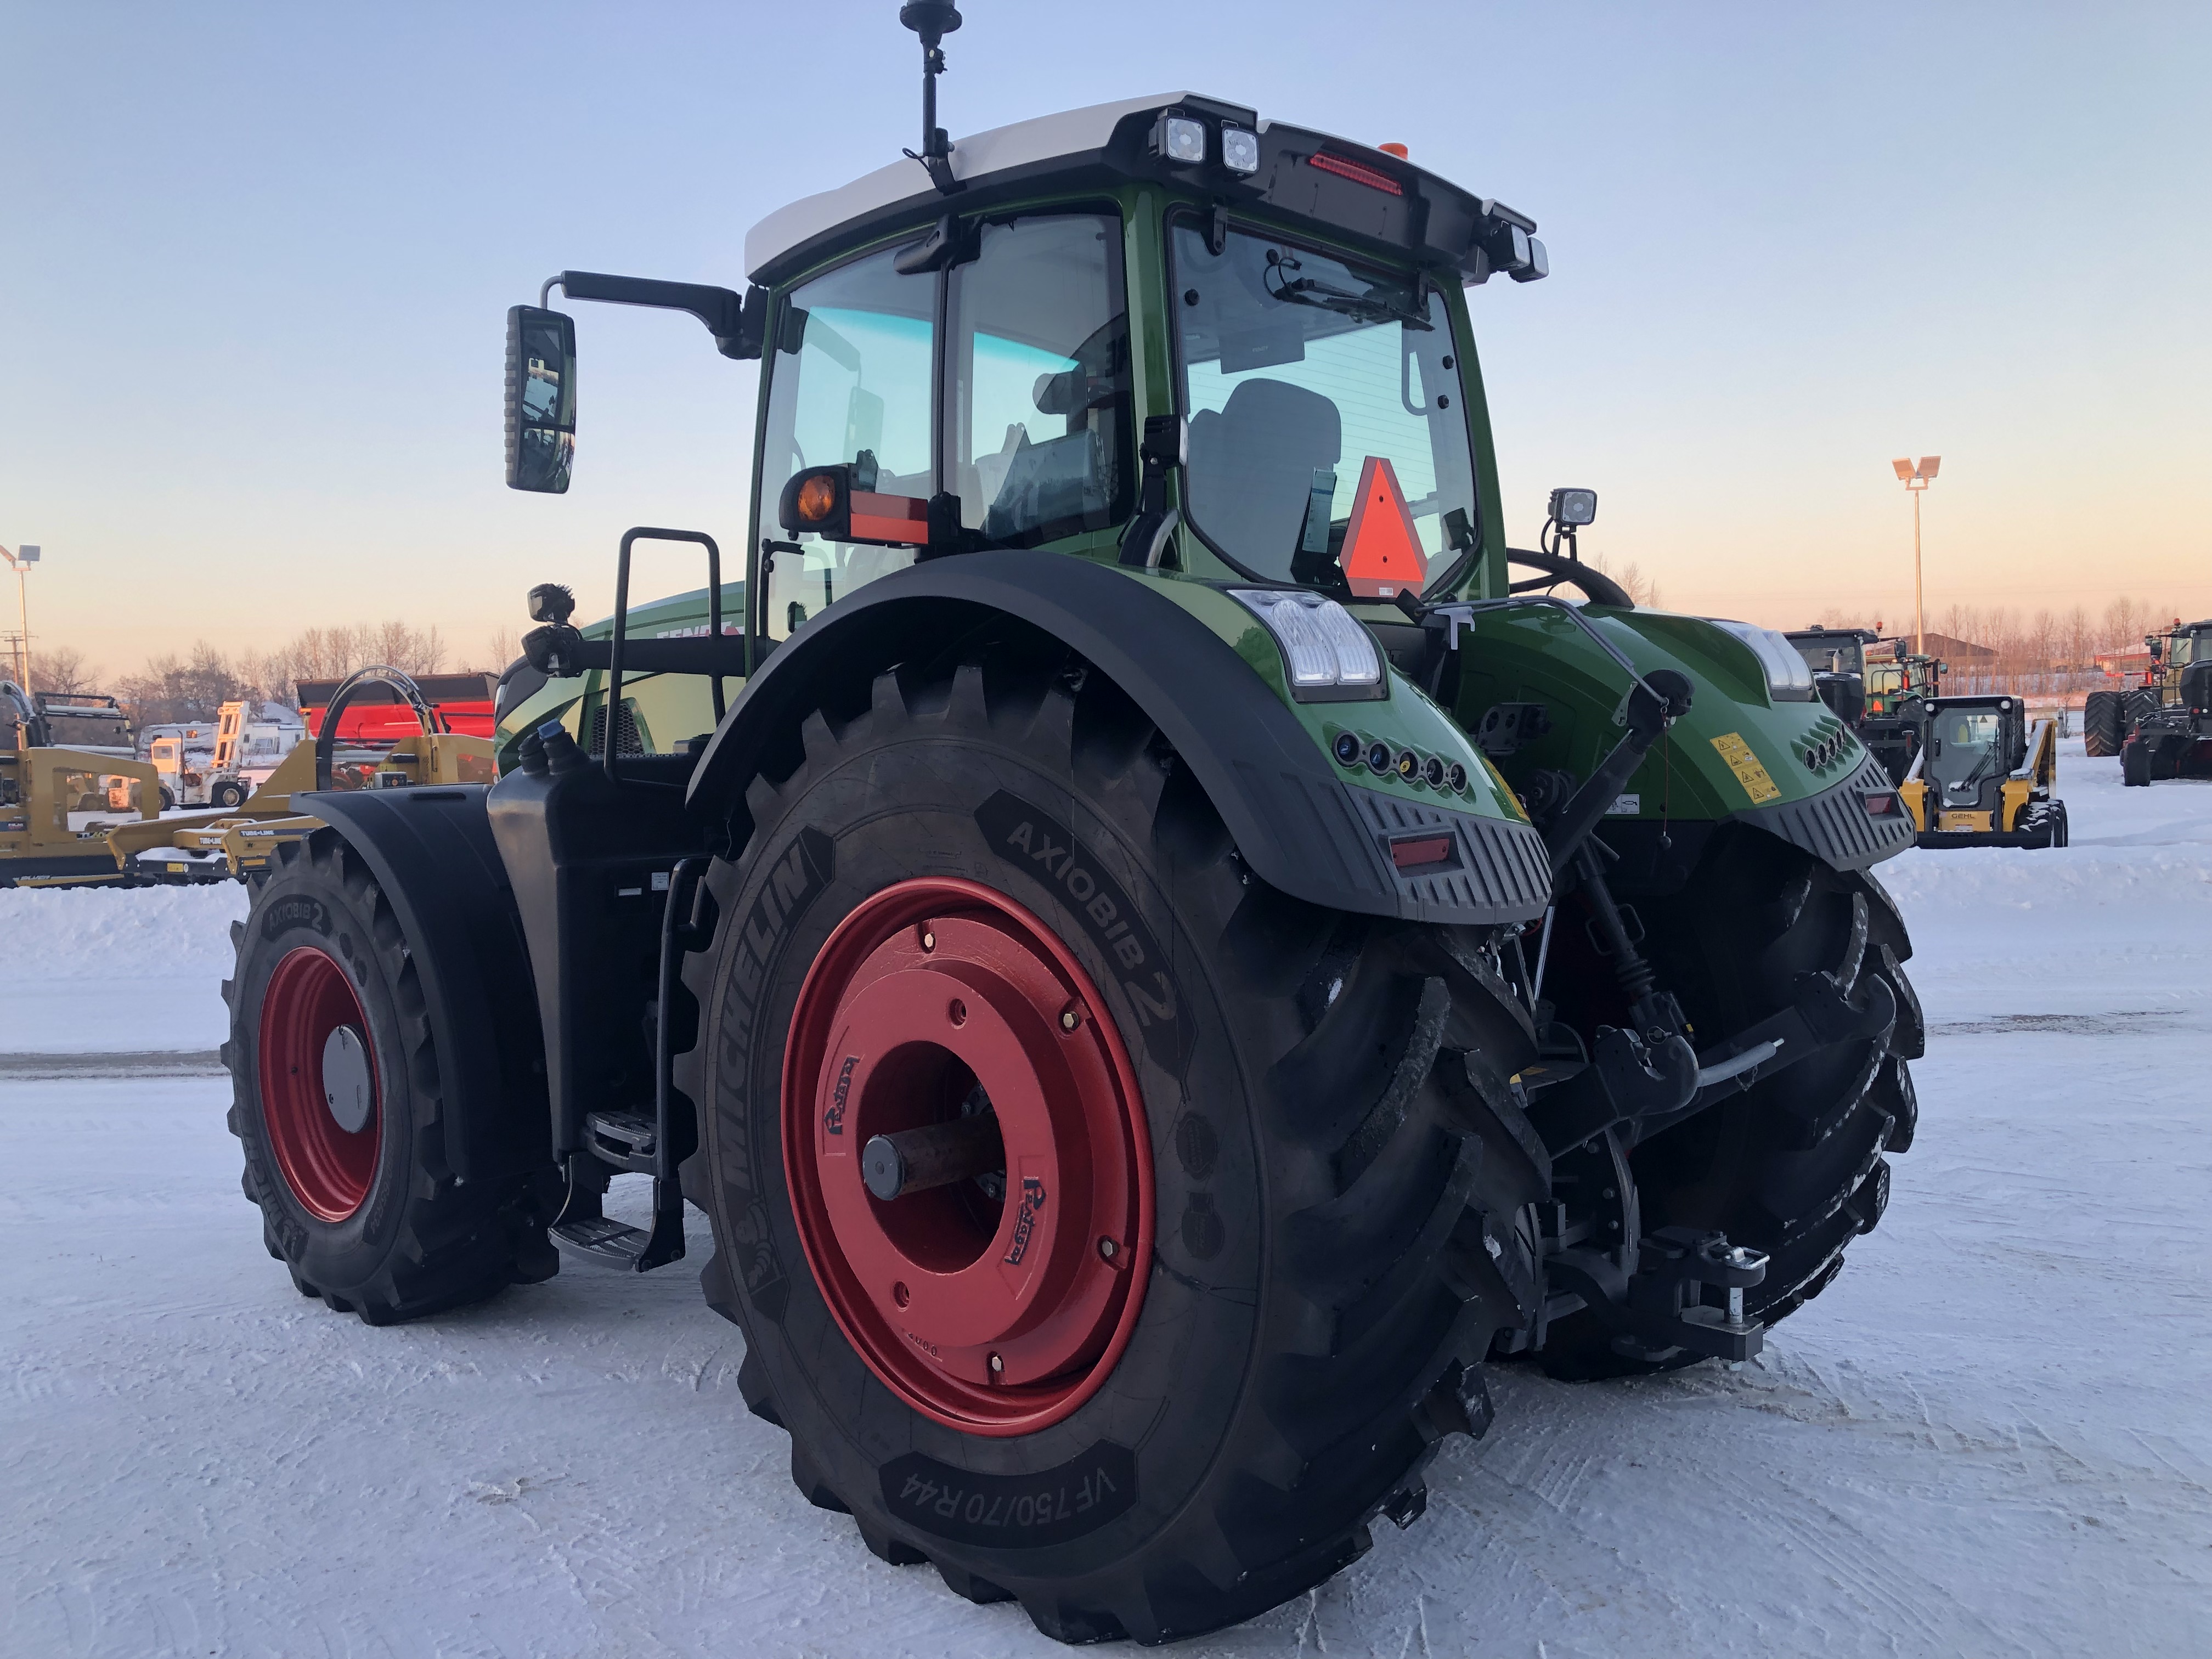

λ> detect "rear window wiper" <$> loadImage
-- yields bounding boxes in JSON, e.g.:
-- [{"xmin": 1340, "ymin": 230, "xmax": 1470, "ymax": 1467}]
[{"xmin": 1262, "ymin": 250, "xmax": 1431, "ymax": 329}]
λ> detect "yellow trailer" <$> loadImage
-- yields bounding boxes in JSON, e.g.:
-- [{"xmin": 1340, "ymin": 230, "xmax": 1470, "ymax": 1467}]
[{"xmin": 108, "ymin": 667, "xmax": 496, "ymax": 884}]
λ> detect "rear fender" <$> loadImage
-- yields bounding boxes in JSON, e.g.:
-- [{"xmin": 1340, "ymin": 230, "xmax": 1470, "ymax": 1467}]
[
  {"xmin": 686, "ymin": 553, "xmax": 1551, "ymax": 927},
  {"xmin": 296, "ymin": 786, "xmax": 551, "ymax": 1183}
]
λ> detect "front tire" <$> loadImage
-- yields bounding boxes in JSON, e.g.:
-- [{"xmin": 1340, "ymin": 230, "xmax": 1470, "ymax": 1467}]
[
  {"xmin": 2081, "ymin": 691, "xmax": 2124, "ymax": 757},
  {"xmin": 224, "ymin": 830, "xmax": 560, "ymax": 1322},
  {"xmin": 2121, "ymin": 737, "xmax": 2152, "ymax": 786},
  {"xmin": 680, "ymin": 653, "xmax": 1549, "ymax": 1644}
]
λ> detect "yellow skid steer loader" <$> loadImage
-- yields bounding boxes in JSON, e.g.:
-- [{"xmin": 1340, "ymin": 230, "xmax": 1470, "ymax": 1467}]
[{"xmin": 1900, "ymin": 695, "xmax": 2065, "ymax": 848}]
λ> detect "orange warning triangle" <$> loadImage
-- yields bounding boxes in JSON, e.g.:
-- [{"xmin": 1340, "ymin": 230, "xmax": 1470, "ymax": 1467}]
[{"xmin": 1340, "ymin": 456, "xmax": 1427, "ymax": 599}]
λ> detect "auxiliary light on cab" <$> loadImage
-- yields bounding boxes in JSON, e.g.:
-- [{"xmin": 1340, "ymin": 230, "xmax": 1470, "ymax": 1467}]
[
  {"xmin": 1154, "ymin": 115, "xmax": 1207, "ymax": 165},
  {"xmin": 1220, "ymin": 125, "xmax": 1261, "ymax": 175}
]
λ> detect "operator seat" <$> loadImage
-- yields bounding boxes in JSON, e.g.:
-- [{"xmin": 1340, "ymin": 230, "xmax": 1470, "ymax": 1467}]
[{"xmin": 1186, "ymin": 379, "xmax": 1342, "ymax": 574}]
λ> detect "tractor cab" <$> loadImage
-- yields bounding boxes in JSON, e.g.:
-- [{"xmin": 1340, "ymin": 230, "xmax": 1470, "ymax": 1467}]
[
  {"xmin": 496, "ymin": 74, "xmax": 1561, "ymax": 772},
  {"xmin": 1785, "ymin": 626, "xmax": 1878, "ymax": 728}
]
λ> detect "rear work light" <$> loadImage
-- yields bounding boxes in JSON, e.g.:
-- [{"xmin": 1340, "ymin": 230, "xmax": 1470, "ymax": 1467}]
[
  {"xmin": 1307, "ymin": 151, "xmax": 1403, "ymax": 195},
  {"xmin": 1154, "ymin": 115, "xmax": 1207, "ymax": 165},
  {"xmin": 1220, "ymin": 125, "xmax": 1261, "ymax": 176},
  {"xmin": 1861, "ymin": 790, "xmax": 1899, "ymax": 816}
]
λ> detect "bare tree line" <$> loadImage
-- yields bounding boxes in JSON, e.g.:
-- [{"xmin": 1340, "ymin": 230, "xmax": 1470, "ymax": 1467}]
[
  {"xmin": 22, "ymin": 623, "xmax": 518, "ymax": 727},
  {"xmin": 1795, "ymin": 594, "xmax": 2185, "ymax": 698}
]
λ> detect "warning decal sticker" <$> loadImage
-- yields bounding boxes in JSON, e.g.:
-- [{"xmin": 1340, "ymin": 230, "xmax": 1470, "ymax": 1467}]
[
  {"xmin": 1711, "ymin": 732, "xmax": 1782, "ymax": 805},
  {"xmin": 1340, "ymin": 456, "xmax": 1427, "ymax": 598}
]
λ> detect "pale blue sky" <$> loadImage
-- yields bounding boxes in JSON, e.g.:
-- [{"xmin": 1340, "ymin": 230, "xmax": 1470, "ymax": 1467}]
[{"xmin": 3, "ymin": 1, "xmax": 2206, "ymax": 674}]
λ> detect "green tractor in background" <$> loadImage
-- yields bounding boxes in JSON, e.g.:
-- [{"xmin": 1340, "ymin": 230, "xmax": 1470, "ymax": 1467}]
[
  {"xmin": 218, "ymin": 7, "xmax": 1920, "ymax": 1642},
  {"xmin": 2084, "ymin": 618, "xmax": 2212, "ymax": 781},
  {"xmin": 1783, "ymin": 625, "xmax": 1945, "ymax": 786}
]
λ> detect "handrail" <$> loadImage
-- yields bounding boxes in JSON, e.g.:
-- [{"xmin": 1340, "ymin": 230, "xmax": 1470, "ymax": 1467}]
[
  {"xmin": 313, "ymin": 666, "xmax": 442, "ymax": 792},
  {"xmin": 605, "ymin": 528, "xmax": 724, "ymax": 783}
]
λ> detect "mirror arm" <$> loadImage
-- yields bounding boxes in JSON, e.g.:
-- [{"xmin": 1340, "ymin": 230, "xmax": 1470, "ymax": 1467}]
[{"xmin": 541, "ymin": 271, "xmax": 768, "ymax": 360}]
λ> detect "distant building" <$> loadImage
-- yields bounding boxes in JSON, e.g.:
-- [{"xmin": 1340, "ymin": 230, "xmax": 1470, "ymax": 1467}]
[{"xmin": 1870, "ymin": 632, "xmax": 1993, "ymax": 663}]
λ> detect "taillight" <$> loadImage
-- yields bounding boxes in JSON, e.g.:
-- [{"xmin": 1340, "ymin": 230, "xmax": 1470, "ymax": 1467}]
[
  {"xmin": 1307, "ymin": 152, "xmax": 1403, "ymax": 196},
  {"xmin": 1389, "ymin": 833, "xmax": 1456, "ymax": 872}
]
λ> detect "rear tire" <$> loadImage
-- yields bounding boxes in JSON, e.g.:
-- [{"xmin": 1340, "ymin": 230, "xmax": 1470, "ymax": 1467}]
[
  {"xmin": 224, "ymin": 829, "xmax": 561, "ymax": 1323},
  {"xmin": 2081, "ymin": 691, "xmax": 2124, "ymax": 757},
  {"xmin": 679, "ymin": 651, "xmax": 1549, "ymax": 1644},
  {"xmin": 212, "ymin": 780, "xmax": 247, "ymax": 809},
  {"xmin": 1534, "ymin": 834, "xmax": 1919, "ymax": 1380}
]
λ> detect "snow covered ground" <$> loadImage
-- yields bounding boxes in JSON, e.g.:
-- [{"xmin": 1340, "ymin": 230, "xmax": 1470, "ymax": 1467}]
[{"xmin": 3, "ymin": 741, "xmax": 2207, "ymax": 1658}]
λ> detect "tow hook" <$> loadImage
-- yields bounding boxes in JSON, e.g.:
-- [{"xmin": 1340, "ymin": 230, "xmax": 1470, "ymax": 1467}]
[{"xmin": 1547, "ymin": 1227, "xmax": 1771, "ymax": 1364}]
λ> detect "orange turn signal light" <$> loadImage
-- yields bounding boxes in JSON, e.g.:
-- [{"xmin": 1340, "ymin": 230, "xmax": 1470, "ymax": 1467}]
[{"xmin": 795, "ymin": 473, "xmax": 840, "ymax": 523}]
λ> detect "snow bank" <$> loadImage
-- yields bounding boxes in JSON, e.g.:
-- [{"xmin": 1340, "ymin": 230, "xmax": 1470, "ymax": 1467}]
[
  {"xmin": 0, "ymin": 881, "xmax": 249, "ymax": 983},
  {"xmin": 0, "ymin": 883, "xmax": 247, "ymax": 1052}
]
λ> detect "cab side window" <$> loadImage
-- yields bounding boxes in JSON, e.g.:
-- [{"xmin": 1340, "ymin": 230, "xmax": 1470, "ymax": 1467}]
[
  {"xmin": 944, "ymin": 213, "xmax": 1129, "ymax": 546},
  {"xmin": 758, "ymin": 248, "xmax": 934, "ymax": 640}
]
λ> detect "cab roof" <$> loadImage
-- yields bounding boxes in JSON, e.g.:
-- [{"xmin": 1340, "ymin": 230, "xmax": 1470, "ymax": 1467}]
[{"xmin": 743, "ymin": 93, "xmax": 1543, "ymax": 292}]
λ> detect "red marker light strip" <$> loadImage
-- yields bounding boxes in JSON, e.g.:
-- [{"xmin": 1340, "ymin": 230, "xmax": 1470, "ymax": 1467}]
[
  {"xmin": 1389, "ymin": 834, "xmax": 1455, "ymax": 871},
  {"xmin": 1307, "ymin": 152, "xmax": 1403, "ymax": 196},
  {"xmin": 849, "ymin": 492, "xmax": 930, "ymax": 545}
]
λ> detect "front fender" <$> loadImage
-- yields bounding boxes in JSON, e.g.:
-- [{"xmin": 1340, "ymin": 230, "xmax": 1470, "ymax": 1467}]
[
  {"xmin": 689, "ymin": 553, "xmax": 1550, "ymax": 927},
  {"xmin": 297, "ymin": 786, "xmax": 551, "ymax": 1181}
]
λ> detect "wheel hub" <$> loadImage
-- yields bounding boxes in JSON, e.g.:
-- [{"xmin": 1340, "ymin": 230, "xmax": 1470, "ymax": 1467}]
[
  {"xmin": 321, "ymin": 1025, "xmax": 374, "ymax": 1134},
  {"xmin": 783, "ymin": 877, "xmax": 1153, "ymax": 1435},
  {"xmin": 258, "ymin": 947, "xmax": 380, "ymax": 1222}
]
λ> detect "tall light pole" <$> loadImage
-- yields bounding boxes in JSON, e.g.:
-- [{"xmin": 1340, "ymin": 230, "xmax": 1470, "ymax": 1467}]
[
  {"xmin": 0, "ymin": 543, "xmax": 37, "ymax": 689},
  {"xmin": 1891, "ymin": 458, "xmax": 1939, "ymax": 655}
]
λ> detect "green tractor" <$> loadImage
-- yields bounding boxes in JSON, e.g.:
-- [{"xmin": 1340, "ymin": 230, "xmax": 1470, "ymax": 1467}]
[
  {"xmin": 1860, "ymin": 639, "xmax": 1944, "ymax": 783},
  {"xmin": 2087, "ymin": 619, "xmax": 2212, "ymax": 783},
  {"xmin": 219, "ymin": 8, "xmax": 1919, "ymax": 1642}
]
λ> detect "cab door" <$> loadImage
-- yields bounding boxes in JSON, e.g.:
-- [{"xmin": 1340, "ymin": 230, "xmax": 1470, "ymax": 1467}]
[{"xmin": 751, "ymin": 210, "xmax": 1132, "ymax": 648}]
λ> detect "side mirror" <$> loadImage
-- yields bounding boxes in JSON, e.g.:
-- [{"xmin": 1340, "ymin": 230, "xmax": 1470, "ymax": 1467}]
[{"xmin": 505, "ymin": 306, "xmax": 577, "ymax": 493}]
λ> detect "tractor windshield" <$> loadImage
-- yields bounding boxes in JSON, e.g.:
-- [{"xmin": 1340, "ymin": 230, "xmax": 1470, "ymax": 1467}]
[
  {"xmin": 1793, "ymin": 636, "xmax": 1865, "ymax": 676},
  {"xmin": 1171, "ymin": 221, "xmax": 1476, "ymax": 592},
  {"xmin": 1929, "ymin": 709, "xmax": 2004, "ymax": 799}
]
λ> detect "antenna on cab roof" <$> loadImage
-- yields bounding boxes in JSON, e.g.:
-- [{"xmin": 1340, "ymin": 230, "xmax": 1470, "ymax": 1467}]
[{"xmin": 899, "ymin": 2, "xmax": 964, "ymax": 196}]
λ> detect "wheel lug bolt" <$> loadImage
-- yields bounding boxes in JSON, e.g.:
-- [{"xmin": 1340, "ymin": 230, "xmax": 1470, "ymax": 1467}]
[
  {"xmin": 1059, "ymin": 1005, "xmax": 1081, "ymax": 1031},
  {"xmin": 1097, "ymin": 1237, "xmax": 1117, "ymax": 1260},
  {"xmin": 989, "ymin": 1352, "xmax": 1004, "ymax": 1375},
  {"xmin": 921, "ymin": 928, "xmax": 935, "ymax": 952},
  {"xmin": 949, "ymin": 998, "xmax": 967, "ymax": 1026}
]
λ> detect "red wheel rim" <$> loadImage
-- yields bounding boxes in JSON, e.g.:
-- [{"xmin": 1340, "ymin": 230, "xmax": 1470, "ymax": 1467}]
[
  {"xmin": 783, "ymin": 877, "xmax": 1154, "ymax": 1436},
  {"xmin": 258, "ymin": 946, "xmax": 381, "ymax": 1223}
]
